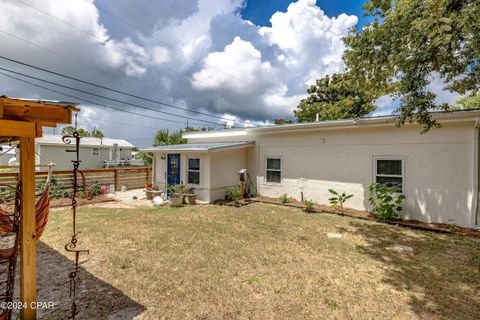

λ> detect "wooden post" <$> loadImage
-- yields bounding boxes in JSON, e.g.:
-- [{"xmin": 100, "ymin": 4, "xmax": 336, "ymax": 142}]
[
  {"xmin": 147, "ymin": 167, "xmax": 151, "ymax": 184},
  {"xmin": 19, "ymin": 137, "xmax": 37, "ymax": 320},
  {"xmin": 114, "ymin": 168, "xmax": 119, "ymax": 191}
]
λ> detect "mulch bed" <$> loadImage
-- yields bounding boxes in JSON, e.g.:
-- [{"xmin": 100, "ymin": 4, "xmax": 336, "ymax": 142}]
[
  {"xmin": 253, "ymin": 196, "xmax": 480, "ymax": 239},
  {"xmin": 50, "ymin": 195, "xmax": 115, "ymax": 208}
]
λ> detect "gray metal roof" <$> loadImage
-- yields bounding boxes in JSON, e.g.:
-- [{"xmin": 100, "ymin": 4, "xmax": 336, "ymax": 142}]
[{"xmin": 141, "ymin": 141, "xmax": 254, "ymax": 152}]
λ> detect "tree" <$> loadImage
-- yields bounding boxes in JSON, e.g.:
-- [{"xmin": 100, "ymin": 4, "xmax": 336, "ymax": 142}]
[
  {"xmin": 61, "ymin": 126, "xmax": 91, "ymax": 137},
  {"xmin": 343, "ymin": 0, "xmax": 480, "ymax": 131},
  {"xmin": 274, "ymin": 119, "xmax": 294, "ymax": 125},
  {"xmin": 153, "ymin": 129, "xmax": 186, "ymax": 146},
  {"xmin": 294, "ymin": 73, "xmax": 377, "ymax": 122},
  {"xmin": 453, "ymin": 94, "xmax": 480, "ymax": 110},
  {"xmin": 91, "ymin": 128, "xmax": 105, "ymax": 138}
]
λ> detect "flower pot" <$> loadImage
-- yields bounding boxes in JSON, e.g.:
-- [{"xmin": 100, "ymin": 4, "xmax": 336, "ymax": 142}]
[
  {"xmin": 0, "ymin": 232, "xmax": 16, "ymax": 259},
  {"xmin": 145, "ymin": 190, "xmax": 163, "ymax": 200},
  {"xmin": 187, "ymin": 194, "xmax": 197, "ymax": 205},
  {"xmin": 169, "ymin": 195, "xmax": 183, "ymax": 207}
]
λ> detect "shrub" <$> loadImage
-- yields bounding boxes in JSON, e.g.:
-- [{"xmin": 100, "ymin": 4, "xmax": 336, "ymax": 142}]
[
  {"xmin": 226, "ymin": 186, "xmax": 241, "ymax": 202},
  {"xmin": 38, "ymin": 177, "xmax": 68, "ymax": 199},
  {"xmin": 328, "ymin": 189, "xmax": 353, "ymax": 214},
  {"xmin": 90, "ymin": 182, "xmax": 101, "ymax": 197},
  {"xmin": 303, "ymin": 199, "xmax": 316, "ymax": 213},
  {"xmin": 279, "ymin": 193, "xmax": 292, "ymax": 204},
  {"xmin": 246, "ymin": 183, "xmax": 257, "ymax": 198},
  {"xmin": 368, "ymin": 183, "xmax": 406, "ymax": 220}
]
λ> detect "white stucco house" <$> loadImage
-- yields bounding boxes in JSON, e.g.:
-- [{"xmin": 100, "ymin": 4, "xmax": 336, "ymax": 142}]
[
  {"xmin": 35, "ymin": 135, "xmax": 136, "ymax": 170},
  {"xmin": 143, "ymin": 110, "xmax": 480, "ymax": 229}
]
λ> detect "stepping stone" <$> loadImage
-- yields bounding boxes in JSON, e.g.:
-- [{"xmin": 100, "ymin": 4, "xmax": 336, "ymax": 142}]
[
  {"xmin": 327, "ymin": 233, "xmax": 342, "ymax": 239},
  {"xmin": 388, "ymin": 244, "xmax": 414, "ymax": 253}
]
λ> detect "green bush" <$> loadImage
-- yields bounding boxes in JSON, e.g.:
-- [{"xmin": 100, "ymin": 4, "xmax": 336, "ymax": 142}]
[
  {"xmin": 90, "ymin": 182, "xmax": 101, "ymax": 197},
  {"xmin": 328, "ymin": 189, "xmax": 353, "ymax": 214},
  {"xmin": 246, "ymin": 183, "xmax": 257, "ymax": 198},
  {"xmin": 368, "ymin": 183, "xmax": 406, "ymax": 220},
  {"xmin": 279, "ymin": 193, "xmax": 292, "ymax": 204},
  {"xmin": 37, "ymin": 177, "xmax": 68, "ymax": 199},
  {"xmin": 303, "ymin": 199, "xmax": 316, "ymax": 213},
  {"xmin": 226, "ymin": 186, "xmax": 241, "ymax": 202}
]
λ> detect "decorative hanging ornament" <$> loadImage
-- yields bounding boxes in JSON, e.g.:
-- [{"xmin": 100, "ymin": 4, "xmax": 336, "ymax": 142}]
[{"xmin": 62, "ymin": 127, "xmax": 92, "ymax": 319}]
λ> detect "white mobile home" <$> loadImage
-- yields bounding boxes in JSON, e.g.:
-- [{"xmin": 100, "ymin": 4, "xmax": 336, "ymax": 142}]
[
  {"xmin": 143, "ymin": 111, "xmax": 480, "ymax": 228},
  {"xmin": 35, "ymin": 135, "xmax": 135, "ymax": 170}
]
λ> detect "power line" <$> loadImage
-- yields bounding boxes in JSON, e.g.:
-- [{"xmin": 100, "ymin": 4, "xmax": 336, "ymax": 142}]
[
  {"xmin": 16, "ymin": 0, "xmax": 258, "ymax": 92},
  {"xmin": 0, "ymin": 71, "xmax": 217, "ymax": 128},
  {"xmin": 0, "ymin": 66, "xmax": 222, "ymax": 126},
  {"xmin": 0, "ymin": 27, "xmax": 224, "ymax": 92},
  {"xmin": 94, "ymin": 1, "xmax": 259, "ymax": 90},
  {"xmin": 0, "ymin": 55, "xmax": 246, "ymax": 125}
]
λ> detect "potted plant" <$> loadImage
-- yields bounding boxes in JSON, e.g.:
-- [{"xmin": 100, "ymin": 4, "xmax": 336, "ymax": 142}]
[
  {"xmin": 186, "ymin": 187, "xmax": 197, "ymax": 205},
  {"xmin": 168, "ymin": 185, "xmax": 183, "ymax": 207},
  {"xmin": 0, "ymin": 232, "xmax": 16, "ymax": 259},
  {"xmin": 144, "ymin": 184, "xmax": 162, "ymax": 200}
]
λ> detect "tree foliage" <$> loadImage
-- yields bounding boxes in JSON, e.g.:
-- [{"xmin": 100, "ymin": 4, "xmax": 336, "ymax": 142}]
[
  {"xmin": 61, "ymin": 126, "xmax": 91, "ymax": 137},
  {"xmin": 294, "ymin": 73, "xmax": 378, "ymax": 122},
  {"xmin": 91, "ymin": 128, "xmax": 105, "ymax": 138},
  {"xmin": 343, "ymin": 0, "xmax": 480, "ymax": 131},
  {"xmin": 453, "ymin": 94, "xmax": 480, "ymax": 110},
  {"xmin": 153, "ymin": 129, "xmax": 186, "ymax": 146}
]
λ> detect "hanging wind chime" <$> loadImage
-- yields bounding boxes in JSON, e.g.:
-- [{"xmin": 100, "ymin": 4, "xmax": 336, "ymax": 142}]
[{"xmin": 62, "ymin": 115, "xmax": 92, "ymax": 319}]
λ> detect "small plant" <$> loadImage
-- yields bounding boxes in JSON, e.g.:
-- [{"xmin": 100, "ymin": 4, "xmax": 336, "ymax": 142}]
[
  {"xmin": 90, "ymin": 182, "xmax": 101, "ymax": 197},
  {"xmin": 446, "ymin": 219, "xmax": 456, "ymax": 233},
  {"xmin": 328, "ymin": 189, "xmax": 353, "ymax": 214},
  {"xmin": 368, "ymin": 182, "xmax": 406, "ymax": 220},
  {"xmin": 100, "ymin": 185, "xmax": 109, "ymax": 195},
  {"xmin": 246, "ymin": 183, "xmax": 257, "ymax": 198},
  {"xmin": 226, "ymin": 186, "xmax": 241, "ymax": 202},
  {"xmin": 279, "ymin": 193, "xmax": 292, "ymax": 204},
  {"xmin": 303, "ymin": 199, "xmax": 316, "ymax": 213}
]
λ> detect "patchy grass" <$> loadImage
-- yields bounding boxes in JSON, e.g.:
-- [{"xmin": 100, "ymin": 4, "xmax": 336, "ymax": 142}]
[{"xmin": 36, "ymin": 203, "xmax": 480, "ymax": 319}]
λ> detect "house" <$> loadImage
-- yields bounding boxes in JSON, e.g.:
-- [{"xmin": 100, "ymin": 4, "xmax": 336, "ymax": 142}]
[
  {"xmin": 143, "ymin": 110, "xmax": 480, "ymax": 229},
  {"xmin": 35, "ymin": 134, "xmax": 136, "ymax": 170},
  {"xmin": 0, "ymin": 145, "xmax": 17, "ymax": 166}
]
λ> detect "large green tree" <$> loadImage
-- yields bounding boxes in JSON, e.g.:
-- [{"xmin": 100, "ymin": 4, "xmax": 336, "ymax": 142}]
[
  {"xmin": 453, "ymin": 93, "xmax": 480, "ymax": 110},
  {"xmin": 294, "ymin": 73, "xmax": 378, "ymax": 122},
  {"xmin": 343, "ymin": 0, "xmax": 480, "ymax": 131}
]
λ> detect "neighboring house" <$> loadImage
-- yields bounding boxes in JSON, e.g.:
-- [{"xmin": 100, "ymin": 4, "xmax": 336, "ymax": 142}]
[
  {"xmin": 0, "ymin": 145, "xmax": 17, "ymax": 166},
  {"xmin": 35, "ymin": 135, "xmax": 135, "ymax": 170},
  {"xmin": 143, "ymin": 110, "xmax": 480, "ymax": 229}
]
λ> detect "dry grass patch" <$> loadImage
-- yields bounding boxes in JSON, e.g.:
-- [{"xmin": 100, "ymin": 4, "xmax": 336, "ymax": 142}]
[{"xmin": 35, "ymin": 203, "xmax": 480, "ymax": 319}]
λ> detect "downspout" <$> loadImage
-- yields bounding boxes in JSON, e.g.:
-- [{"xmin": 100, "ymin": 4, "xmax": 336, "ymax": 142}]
[{"xmin": 473, "ymin": 117, "xmax": 480, "ymax": 228}]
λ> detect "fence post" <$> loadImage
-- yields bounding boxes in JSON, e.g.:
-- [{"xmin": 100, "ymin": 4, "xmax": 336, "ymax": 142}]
[{"xmin": 114, "ymin": 168, "xmax": 119, "ymax": 191}]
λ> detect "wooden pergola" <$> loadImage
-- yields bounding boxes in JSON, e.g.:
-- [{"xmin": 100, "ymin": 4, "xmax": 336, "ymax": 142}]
[{"xmin": 0, "ymin": 97, "xmax": 79, "ymax": 319}]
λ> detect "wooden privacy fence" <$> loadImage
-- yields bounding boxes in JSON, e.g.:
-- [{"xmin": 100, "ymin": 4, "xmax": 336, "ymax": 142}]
[{"xmin": 0, "ymin": 167, "xmax": 152, "ymax": 191}]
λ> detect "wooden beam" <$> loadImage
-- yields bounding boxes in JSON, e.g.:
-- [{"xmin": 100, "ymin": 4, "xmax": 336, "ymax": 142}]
[
  {"xmin": 19, "ymin": 137, "xmax": 37, "ymax": 320},
  {"xmin": 0, "ymin": 119, "xmax": 36, "ymax": 138},
  {"xmin": 35, "ymin": 123, "xmax": 43, "ymax": 138}
]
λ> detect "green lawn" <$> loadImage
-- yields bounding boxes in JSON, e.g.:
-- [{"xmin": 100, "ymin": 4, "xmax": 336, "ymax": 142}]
[{"xmin": 36, "ymin": 203, "xmax": 480, "ymax": 319}]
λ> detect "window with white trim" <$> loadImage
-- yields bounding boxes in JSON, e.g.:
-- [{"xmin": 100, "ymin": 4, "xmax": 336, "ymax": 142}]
[
  {"xmin": 92, "ymin": 147, "xmax": 100, "ymax": 156},
  {"xmin": 375, "ymin": 158, "xmax": 404, "ymax": 193},
  {"xmin": 266, "ymin": 157, "xmax": 281, "ymax": 183},
  {"xmin": 187, "ymin": 158, "xmax": 200, "ymax": 185}
]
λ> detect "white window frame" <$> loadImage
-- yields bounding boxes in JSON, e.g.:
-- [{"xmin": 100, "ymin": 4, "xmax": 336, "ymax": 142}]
[
  {"xmin": 373, "ymin": 156, "xmax": 406, "ymax": 193},
  {"xmin": 265, "ymin": 156, "xmax": 282, "ymax": 184},
  {"xmin": 92, "ymin": 147, "xmax": 101, "ymax": 157},
  {"xmin": 187, "ymin": 157, "xmax": 200, "ymax": 185}
]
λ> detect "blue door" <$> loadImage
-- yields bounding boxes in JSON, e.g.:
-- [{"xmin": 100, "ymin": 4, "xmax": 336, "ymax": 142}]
[{"xmin": 167, "ymin": 154, "xmax": 181, "ymax": 186}]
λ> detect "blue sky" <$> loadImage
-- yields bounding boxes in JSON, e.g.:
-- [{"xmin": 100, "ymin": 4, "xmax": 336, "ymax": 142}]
[{"xmin": 242, "ymin": 0, "xmax": 373, "ymax": 28}]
